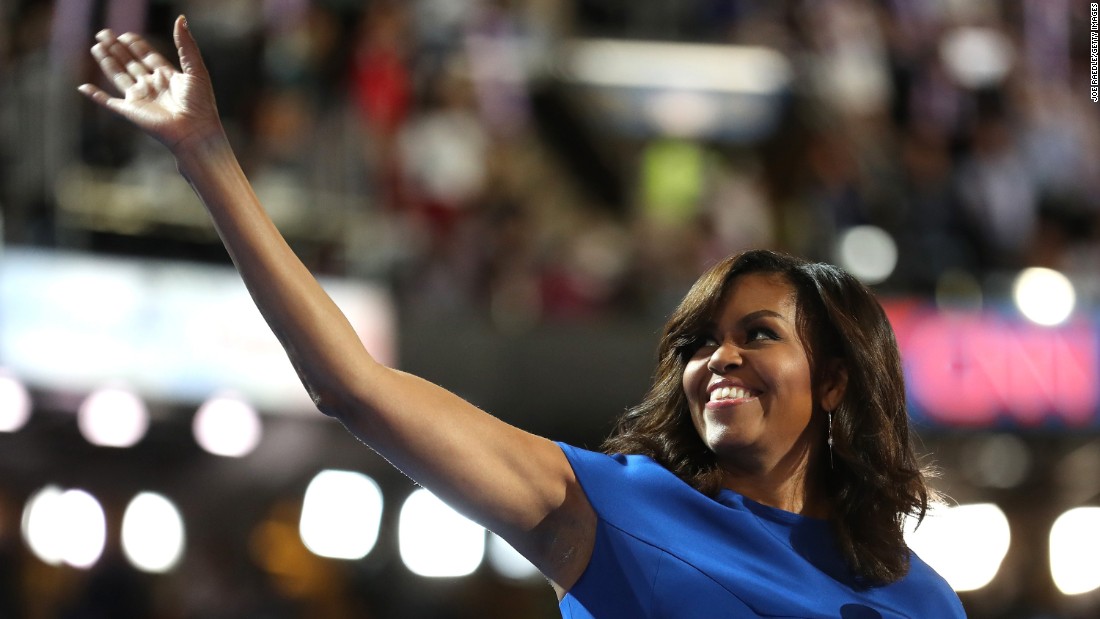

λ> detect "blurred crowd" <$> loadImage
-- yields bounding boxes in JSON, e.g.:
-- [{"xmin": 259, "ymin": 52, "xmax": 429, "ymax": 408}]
[
  {"xmin": 3, "ymin": 0, "xmax": 1100, "ymax": 326},
  {"xmin": 2, "ymin": 3, "xmax": 1100, "ymax": 618}
]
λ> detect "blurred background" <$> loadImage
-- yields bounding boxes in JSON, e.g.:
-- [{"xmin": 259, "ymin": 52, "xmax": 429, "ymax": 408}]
[{"xmin": 2, "ymin": 0, "xmax": 1100, "ymax": 617}]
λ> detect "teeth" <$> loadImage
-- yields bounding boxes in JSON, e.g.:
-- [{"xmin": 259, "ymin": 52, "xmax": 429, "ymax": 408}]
[{"xmin": 710, "ymin": 386, "xmax": 750, "ymax": 402}]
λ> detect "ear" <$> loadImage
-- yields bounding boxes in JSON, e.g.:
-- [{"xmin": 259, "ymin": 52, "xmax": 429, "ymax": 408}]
[{"xmin": 819, "ymin": 360, "xmax": 848, "ymax": 412}]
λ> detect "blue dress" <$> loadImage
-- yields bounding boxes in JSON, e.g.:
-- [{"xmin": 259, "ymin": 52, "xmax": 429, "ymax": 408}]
[{"xmin": 556, "ymin": 443, "xmax": 966, "ymax": 619}]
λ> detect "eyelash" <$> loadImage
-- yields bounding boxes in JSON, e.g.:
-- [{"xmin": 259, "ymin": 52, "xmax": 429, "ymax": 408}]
[
  {"xmin": 687, "ymin": 327, "xmax": 778, "ymax": 351},
  {"xmin": 747, "ymin": 327, "xmax": 778, "ymax": 342}
]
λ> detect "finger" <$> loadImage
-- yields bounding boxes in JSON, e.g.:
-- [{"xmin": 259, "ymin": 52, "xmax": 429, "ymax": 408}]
[
  {"xmin": 103, "ymin": 38, "xmax": 153, "ymax": 81},
  {"xmin": 94, "ymin": 30, "xmax": 144, "ymax": 80},
  {"xmin": 129, "ymin": 75, "xmax": 151, "ymax": 99},
  {"xmin": 97, "ymin": 29, "xmax": 152, "ymax": 78},
  {"xmin": 173, "ymin": 15, "xmax": 210, "ymax": 78},
  {"xmin": 125, "ymin": 57, "xmax": 153, "ymax": 82},
  {"xmin": 151, "ymin": 66, "xmax": 171, "ymax": 91},
  {"xmin": 78, "ymin": 83, "xmax": 110, "ymax": 104},
  {"xmin": 94, "ymin": 29, "xmax": 135, "ymax": 66},
  {"xmin": 94, "ymin": 28, "xmax": 117, "ymax": 44},
  {"xmin": 78, "ymin": 83, "xmax": 127, "ymax": 115},
  {"xmin": 91, "ymin": 41, "xmax": 136, "ymax": 92},
  {"xmin": 118, "ymin": 32, "xmax": 175, "ymax": 73}
]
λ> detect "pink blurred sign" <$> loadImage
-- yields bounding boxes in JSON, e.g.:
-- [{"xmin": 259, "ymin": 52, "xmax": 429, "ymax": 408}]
[{"xmin": 885, "ymin": 302, "xmax": 1100, "ymax": 427}]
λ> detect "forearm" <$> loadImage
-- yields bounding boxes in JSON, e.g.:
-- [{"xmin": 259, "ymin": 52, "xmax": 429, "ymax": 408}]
[{"xmin": 174, "ymin": 134, "xmax": 375, "ymax": 415}]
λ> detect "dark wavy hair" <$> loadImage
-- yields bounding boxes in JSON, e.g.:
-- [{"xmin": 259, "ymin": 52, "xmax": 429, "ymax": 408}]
[{"xmin": 602, "ymin": 249, "xmax": 930, "ymax": 585}]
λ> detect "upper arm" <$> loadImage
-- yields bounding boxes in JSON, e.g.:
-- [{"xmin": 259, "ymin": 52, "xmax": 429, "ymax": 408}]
[{"xmin": 330, "ymin": 365, "xmax": 595, "ymax": 590}]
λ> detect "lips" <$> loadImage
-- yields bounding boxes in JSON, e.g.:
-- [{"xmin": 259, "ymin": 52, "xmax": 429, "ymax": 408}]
[
  {"xmin": 709, "ymin": 385, "xmax": 753, "ymax": 403},
  {"xmin": 706, "ymin": 381, "xmax": 758, "ymax": 407}
]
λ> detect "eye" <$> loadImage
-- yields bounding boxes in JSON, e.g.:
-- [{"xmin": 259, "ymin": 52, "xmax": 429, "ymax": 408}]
[
  {"xmin": 676, "ymin": 333, "xmax": 718, "ymax": 359},
  {"xmin": 688, "ymin": 334, "xmax": 719, "ymax": 353},
  {"xmin": 746, "ymin": 326, "xmax": 779, "ymax": 342}
]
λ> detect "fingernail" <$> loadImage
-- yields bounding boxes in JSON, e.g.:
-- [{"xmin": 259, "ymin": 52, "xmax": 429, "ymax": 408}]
[{"xmin": 180, "ymin": 15, "xmax": 189, "ymax": 30}]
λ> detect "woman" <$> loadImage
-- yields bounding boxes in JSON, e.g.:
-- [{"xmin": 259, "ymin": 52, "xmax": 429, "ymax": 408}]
[{"xmin": 80, "ymin": 18, "xmax": 964, "ymax": 617}]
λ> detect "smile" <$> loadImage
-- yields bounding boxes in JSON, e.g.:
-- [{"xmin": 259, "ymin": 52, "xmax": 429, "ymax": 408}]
[{"xmin": 707, "ymin": 386, "xmax": 755, "ymax": 405}]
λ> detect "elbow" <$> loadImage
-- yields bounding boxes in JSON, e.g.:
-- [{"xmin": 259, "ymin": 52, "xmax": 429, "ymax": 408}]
[
  {"xmin": 310, "ymin": 389, "xmax": 337, "ymax": 418},
  {"xmin": 308, "ymin": 384, "xmax": 351, "ymax": 420},
  {"xmin": 285, "ymin": 353, "xmax": 357, "ymax": 420},
  {"xmin": 307, "ymin": 379, "xmax": 378, "ymax": 426}
]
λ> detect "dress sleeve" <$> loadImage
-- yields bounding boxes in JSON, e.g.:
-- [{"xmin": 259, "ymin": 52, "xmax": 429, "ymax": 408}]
[
  {"xmin": 556, "ymin": 442, "xmax": 635, "ymax": 517},
  {"xmin": 555, "ymin": 442, "xmax": 697, "ymax": 529}
]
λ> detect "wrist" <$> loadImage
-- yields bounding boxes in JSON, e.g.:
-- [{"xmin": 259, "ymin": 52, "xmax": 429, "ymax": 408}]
[
  {"xmin": 173, "ymin": 128, "xmax": 236, "ymax": 176},
  {"xmin": 172, "ymin": 124, "xmax": 230, "ymax": 157}
]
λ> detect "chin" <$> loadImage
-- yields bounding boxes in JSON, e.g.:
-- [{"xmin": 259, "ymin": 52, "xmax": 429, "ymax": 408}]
[{"xmin": 703, "ymin": 433, "xmax": 757, "ymax": 458}]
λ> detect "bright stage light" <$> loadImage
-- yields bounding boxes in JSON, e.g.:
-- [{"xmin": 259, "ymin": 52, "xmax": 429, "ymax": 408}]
[
  {"xmin": 192, "ymin": 392, "xmax": 262, "ymax": 457},
  {"xmin": 904, "ymin": 503, "xmax": 1010, "ymax": 592},
  {"xmin": 22, "ymin": 486, "xmax": 106, "ymax": 569},
  {"xmin": 1014, "ymin": 267, "xmax": 1075, "ymax": 326},
  {"xmin": 78, "ymin": 385, "xmax": 148, "ymax": 448},
  {"xmin": 565, "ymin": 40, "xmax": 792, "ymax": 95},
  {"xmin": 487, "ymin": 532, "xmax": 540, "ymax": 581},
  {"xmin": 299, "ymin": 470, "xmax": 383, "ymax": 560},
  {"xmin": 22, "ymin": 486, "xmax": 64, "ymax": 565},
  {"xmin": 60, "ymin": 490, "xmax": 108, "ymax": 569},
  {"xmin": 1050, "ymin": 507, "xmax": 1100, "ymax": 595},
  {"xmin": 0, "ymin": 370, "xmax": 31, "ymax": 432},
  {"xmin": 122, "ymin": 492, "xmax": 186, "ymax": 573},
  {"xmin": 399, "ymin": 489, "xmax": 485, "ymax": 577}
]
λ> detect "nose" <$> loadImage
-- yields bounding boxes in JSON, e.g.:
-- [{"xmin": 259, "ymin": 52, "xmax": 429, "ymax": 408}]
[{"xmin": 706, "ymin": 342, "xmax": 742, "ymax": 375}]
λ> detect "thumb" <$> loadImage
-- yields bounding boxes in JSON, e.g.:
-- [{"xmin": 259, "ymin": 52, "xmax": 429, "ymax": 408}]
[{"xmin": 173, "ymin": 15, "xmax": 208, "ymax": 77}]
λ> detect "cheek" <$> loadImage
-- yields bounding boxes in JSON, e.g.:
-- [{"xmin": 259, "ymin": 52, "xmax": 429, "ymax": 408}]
[
  {"xmin": 682, "ymin": 358, "xmax": 708, "ymax": 406},
  {"xmin": 774, "ymin": 357, "xmax": 815, "ymax": 410}
]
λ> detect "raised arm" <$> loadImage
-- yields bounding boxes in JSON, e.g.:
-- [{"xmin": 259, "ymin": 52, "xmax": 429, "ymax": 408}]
[{"xmin": 79, "ymin": 16, "xmax": 592, "ymax": 593}]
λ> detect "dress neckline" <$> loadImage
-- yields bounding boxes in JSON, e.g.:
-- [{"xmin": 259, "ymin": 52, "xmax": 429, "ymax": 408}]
[{"xmin": 715, "ymin": 487, "xmax": 831, "ymax": 527}]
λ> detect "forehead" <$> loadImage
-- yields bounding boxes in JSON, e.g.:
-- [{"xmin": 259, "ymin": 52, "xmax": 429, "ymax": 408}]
[{"xmin": 714, "ymin": 272, "xmax": 798, "ymax": 321}]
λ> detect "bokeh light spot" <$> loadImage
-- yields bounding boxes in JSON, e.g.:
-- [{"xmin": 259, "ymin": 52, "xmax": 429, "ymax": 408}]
[
  {"xmin": 299, "ymin": 470, "xmax": 383, "ymax": 560},
  {"xmin": 1014, "ymin": 267, "xmax": 1075, "ymax": 326},
  {"xmin": 398, "ymin": 489, "xmax": 484, "ymax": 577}
]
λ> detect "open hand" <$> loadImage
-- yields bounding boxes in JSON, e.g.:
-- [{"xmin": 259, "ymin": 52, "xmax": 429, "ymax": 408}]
[{"xmin": 78, "ymin": 16, "xmax": 224, "ymax": 151}]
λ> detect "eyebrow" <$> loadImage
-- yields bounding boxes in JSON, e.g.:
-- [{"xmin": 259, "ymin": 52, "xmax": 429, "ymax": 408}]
[
  {"xmin": 700, "ymin": 309, "xmax": 788, "ymax": 333},
  {"xmin": 737, "ymin": 309, "xmax": 787, "ymax": 325}
]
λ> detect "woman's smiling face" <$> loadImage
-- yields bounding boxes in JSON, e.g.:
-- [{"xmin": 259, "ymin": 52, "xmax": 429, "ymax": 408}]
[{"xmin": 681, "ymin": 272, "xmax": 823, "ymax": 476}]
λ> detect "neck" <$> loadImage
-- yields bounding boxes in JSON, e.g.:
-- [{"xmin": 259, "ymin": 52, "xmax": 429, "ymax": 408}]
[{"xmin": 718, "ymin": 445, "xmax": 830, "ymax": 518}]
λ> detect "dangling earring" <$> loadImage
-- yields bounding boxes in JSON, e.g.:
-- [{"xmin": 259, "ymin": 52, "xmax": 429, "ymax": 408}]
[{"xmin": 827, "ymin": 409, "xmax": 835, "ymax": 470}]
